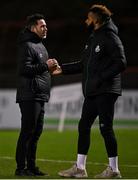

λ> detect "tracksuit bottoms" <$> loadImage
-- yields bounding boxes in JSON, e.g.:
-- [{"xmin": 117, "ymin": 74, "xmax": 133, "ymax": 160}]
[
  {"xmin": 16, "ymin": 101, "xmax": 45, "ymax": 170},
  {"xmin": 78, "ymin": 93, "xmax": 118, "ymax": 157}
]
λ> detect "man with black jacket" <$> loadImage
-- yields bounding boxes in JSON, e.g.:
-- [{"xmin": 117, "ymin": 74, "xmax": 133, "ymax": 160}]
[
  {"xmin": 15, "ymin": 14, "xmax": 57, "ymax": 176},
  {"xmin": 55, "ymin": 4, "xmax": 127, "ymax": 179}
]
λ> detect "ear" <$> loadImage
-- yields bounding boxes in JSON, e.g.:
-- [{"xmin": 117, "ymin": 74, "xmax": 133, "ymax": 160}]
[
  {"xmin": 31, "ymin": 25, "xmax": 36, "ymax": 33},
  {"xmin": 95, "ymin": 16, "xmax": 102, "ymax": 25},
  {"xmin": 95, "ymin": 19, "xmax": 99, "ymax": 24}
]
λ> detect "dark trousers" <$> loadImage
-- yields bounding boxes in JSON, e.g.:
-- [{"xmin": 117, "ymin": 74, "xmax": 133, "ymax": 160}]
[
  {"xmin": 16, "ymin": 101, "xmax": 45, "ymax": 170},
  {"xmin": 78, "ymin": 93, "xmax": 118, "ymax": 157}
]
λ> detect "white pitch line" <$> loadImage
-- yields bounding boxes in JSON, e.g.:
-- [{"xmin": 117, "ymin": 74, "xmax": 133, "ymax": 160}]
[{"xmin": 0, "ymin": 156, "xmax": 138, "ymax": 168}]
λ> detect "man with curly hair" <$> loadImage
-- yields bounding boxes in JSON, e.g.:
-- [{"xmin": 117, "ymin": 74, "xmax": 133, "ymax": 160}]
[{"xmin": 55, "ymin": 4, "xmax": 126, "ymax": 178}]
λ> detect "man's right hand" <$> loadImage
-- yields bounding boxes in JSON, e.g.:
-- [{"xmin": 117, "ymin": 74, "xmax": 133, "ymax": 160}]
[
  {"xmin": 46, "ymin": 58, "xmax": 58, "ymax": 70},
  {"xmin": 46, "ymin": 58, "xmax": 62, "ymax": 75}
]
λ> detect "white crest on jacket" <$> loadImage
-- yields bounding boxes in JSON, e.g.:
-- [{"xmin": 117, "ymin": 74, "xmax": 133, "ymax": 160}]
[{"xmin": 95, "ymin": 45, "xmax": 100, "ymax": 53}]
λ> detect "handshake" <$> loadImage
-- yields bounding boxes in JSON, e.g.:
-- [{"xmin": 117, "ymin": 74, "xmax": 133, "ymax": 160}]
[{"xmin": 46, "ymin": 58, "xmax": 62, "ymax": 75}]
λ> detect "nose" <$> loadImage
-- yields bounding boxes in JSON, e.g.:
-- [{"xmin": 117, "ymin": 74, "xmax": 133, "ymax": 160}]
[
  {"xmin": 43, "ymin": 25, "xmax": 47, "ymax": 31},
  {"xmin": 45, "ymin": 26, "xmax": 47, "ymax": 31}
]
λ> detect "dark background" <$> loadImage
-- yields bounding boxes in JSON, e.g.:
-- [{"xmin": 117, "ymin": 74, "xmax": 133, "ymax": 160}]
[{"xmin": 0, "ymin": 0, "xmax": 138, "ymax": 89}]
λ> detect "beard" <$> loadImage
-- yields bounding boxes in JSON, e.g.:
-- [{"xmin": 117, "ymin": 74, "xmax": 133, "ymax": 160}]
[{"xmin": 86, "ymin": 22, "xmax": 95, "ymax": 34}]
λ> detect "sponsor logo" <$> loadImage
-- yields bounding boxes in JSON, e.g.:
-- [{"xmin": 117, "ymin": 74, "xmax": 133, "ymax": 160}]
[
  {"xmin": 85, "ymin": 45, "xmax": 88, "ymax": 49},
  {"xmin": 39, "ymin": 53, "xmax": 43, "ymax": 58}
]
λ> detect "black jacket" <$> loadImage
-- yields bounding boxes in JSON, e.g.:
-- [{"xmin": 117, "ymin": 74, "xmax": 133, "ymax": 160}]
[
  {"xmin": 61, "ymin": 19, "xmax": 127, "ymax": 97},
  {"xmin": 16, "ymin": 28, "xmax": 51, "ymax": 102}
]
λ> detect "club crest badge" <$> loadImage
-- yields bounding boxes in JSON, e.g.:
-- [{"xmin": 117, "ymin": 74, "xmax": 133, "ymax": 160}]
[{"xmin": 95, "ymin": 45, "xmax": 100, "ymax": 53}]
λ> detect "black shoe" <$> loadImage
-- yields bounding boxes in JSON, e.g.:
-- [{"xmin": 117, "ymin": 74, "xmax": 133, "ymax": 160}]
[
  {"xmin": 15, "ymin": 169, "xmax": 26, "ymax": 176},
  {"xmin": 26, "ymin": 167, "xmax": 49, "ymax": 176},
  {"xmin": 15, "ymin": 168, "xmax": 35, "ymax": 176}
]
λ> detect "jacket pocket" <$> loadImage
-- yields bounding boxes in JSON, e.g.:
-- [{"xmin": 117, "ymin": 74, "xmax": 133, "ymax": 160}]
[{"xmin": 32, "ymin": 76, "xmax": 49, "ymax": 94}]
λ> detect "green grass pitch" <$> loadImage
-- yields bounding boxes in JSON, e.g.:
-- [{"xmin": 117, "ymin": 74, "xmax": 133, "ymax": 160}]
[{"xmin": 0, "ymin": 128, "xmax": 138, "ymax": 179}]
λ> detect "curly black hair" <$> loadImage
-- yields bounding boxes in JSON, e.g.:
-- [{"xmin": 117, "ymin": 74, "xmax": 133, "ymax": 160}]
[{"xmin": 89, "ymin": 4, "xmax": 112, "ymax": 23}]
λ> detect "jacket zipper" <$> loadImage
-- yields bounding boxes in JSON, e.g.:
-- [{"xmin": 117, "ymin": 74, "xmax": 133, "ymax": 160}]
[
  {"xmin": 84, "ymin": 59, "xmax": 89, "ymax": 96},
  {"xmin": 84, "ymin": 44, "xmax": 93, "ymax": 96}
]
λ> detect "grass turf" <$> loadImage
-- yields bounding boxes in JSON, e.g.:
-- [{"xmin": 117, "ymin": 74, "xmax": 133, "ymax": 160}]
[{"xmin": 0, "ymin": 128, "xmax": 138, "ymax": 179}]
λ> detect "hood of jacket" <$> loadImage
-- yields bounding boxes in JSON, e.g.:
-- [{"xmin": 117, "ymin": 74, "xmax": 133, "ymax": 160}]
[
  {"xmin": 17, "ymin": 28, "xmax": 42, "ymax": 44},
  {"xmin": 95, "ymin": 18, "xmax": 118, "ymax": 35}
]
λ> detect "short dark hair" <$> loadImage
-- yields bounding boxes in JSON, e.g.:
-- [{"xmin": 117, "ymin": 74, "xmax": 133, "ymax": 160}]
[
  {"xmin": 26, "ymin": 13, "xmax": 45, "ymax": 29},
  {"xmin": 89, "ymin": 4, "xmax": 112, "ymax": 23}
]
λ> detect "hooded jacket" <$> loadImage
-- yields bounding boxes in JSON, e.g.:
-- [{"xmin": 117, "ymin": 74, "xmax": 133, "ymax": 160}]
[
  {"xmin": 61, "ymin": 19, "xmax": 127, "ymax": 97},
  {"xmin": 16, "ymin": 28, "xmax": 51, "ymax": 102}
]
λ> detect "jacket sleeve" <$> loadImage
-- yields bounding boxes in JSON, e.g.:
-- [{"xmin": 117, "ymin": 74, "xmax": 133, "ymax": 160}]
[
  {"xmin": 100, "ymin": 33, "xmax": 127, "ymax": 81},
  {"xmin": 18, "ymin": 43, "xmax": 49, "ymax": 77},
  {"xmin": 61, "ymin": 61, "xmax": 83, "ymax": 75}
]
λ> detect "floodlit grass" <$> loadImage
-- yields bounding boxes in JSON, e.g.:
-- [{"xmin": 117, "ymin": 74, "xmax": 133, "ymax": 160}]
[{"xmin": 0, "ymin": 128, "xmax": 138, "ymax": 179}]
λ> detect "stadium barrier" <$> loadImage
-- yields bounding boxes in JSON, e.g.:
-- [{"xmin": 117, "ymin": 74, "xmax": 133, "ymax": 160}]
[{"xmin": 0, "ymin": 83, "xmax": 138, "ymax": 130}]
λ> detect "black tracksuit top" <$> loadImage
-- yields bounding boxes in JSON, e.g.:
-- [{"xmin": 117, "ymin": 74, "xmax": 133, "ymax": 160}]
[
  {"xmin": 61, "ymin": 19, "xmax": 127, "ymax": 97},
  {"xmin": 16, "ymin": 28, "xmax": 51, "ymax": 102}
]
